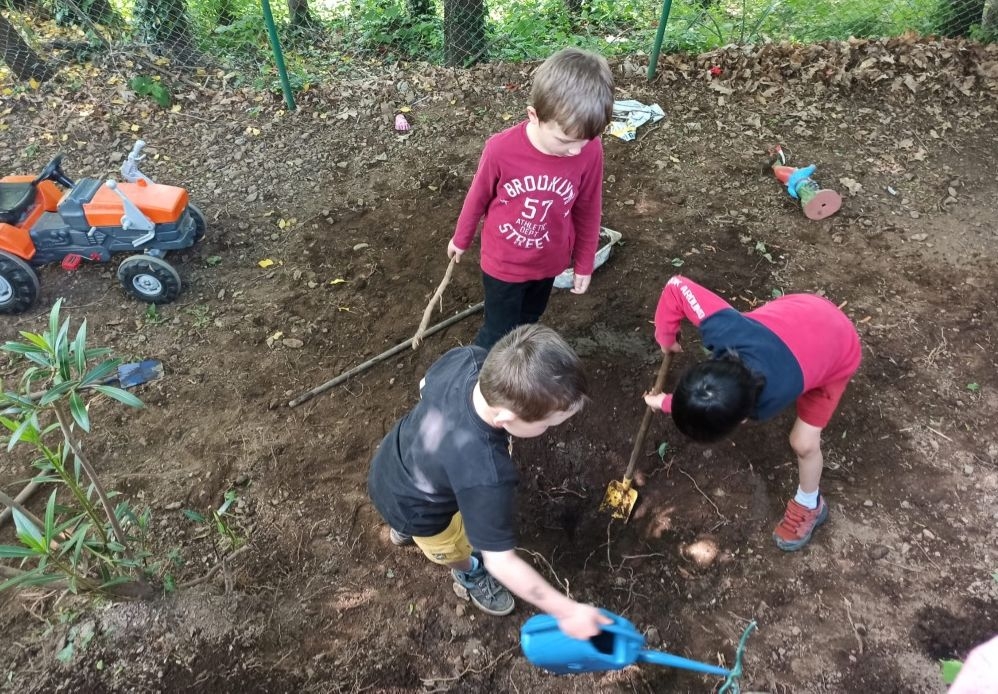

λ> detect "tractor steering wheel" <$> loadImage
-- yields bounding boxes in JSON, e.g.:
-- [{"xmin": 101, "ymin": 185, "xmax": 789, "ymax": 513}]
[{"xmin": 31, "ymin": 154, "xmax": 75, "ymax": 189}]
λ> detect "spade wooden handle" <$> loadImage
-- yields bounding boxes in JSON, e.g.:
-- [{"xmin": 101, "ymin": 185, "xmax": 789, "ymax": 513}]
[{"xmin": 622, "ymin": 352, "xmax": 672, "ymax": 481}]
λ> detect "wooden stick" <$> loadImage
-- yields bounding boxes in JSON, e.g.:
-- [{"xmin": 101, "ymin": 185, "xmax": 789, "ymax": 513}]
[
  {"xmin": 0, "ymin": 481, "xmax": 41, "ymax": 528},
  {"xmin": 0, "ymin": 485, "xmax": 45, "ymax": 531},
  {"xmin": 412, "ymin": 258, "xmax": 457, "ymax": 349},
  {"xmin": 288, "ymin": 302, "xmax": 484, "ymax": 408},
  {"xmin": 622, "ymin": 352, "xmax": 672, "ymax": 481}
]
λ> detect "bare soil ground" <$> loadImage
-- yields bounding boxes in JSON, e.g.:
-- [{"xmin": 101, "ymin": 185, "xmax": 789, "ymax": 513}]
[{"xmin": 2, "ymin": 36, "xmax": 997, "ymax": 693}]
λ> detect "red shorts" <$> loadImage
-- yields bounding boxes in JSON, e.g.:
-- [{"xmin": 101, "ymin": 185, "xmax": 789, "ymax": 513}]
[{"xmin": 796, "ymin": 376, "xmax": 854, "ymax": 428}]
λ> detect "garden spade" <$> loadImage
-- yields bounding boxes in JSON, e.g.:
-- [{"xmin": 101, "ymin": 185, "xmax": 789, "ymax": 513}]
[{"xmin": 600, "ymin": 351, "xmax": 671, "ymax": 521}]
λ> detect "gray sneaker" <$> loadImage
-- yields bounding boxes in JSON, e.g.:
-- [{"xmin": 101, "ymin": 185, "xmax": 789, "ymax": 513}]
[
  {"xmin": 451, "ymin": 564, "xmax": 515, "ymax": 616},
  {"xmin": 389, "ymin": 528, "xmax": 414, "ymax": 546}
]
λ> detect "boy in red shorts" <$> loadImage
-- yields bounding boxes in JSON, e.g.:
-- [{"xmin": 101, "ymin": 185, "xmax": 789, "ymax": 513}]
[{"xmin": 643, "ymin": 275, "xmax": 862, "ymax": 551}]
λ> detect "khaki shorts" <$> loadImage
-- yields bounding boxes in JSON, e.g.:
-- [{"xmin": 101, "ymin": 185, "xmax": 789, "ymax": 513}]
[{"xmin": 413, "ymin": 512, "xmax": 472, "ymax": 565}]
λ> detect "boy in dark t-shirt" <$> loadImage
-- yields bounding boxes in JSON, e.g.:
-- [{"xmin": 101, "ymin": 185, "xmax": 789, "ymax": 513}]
[{"xmin": 368, "ymin": 324, "xmax": 611, "ymax": 639}]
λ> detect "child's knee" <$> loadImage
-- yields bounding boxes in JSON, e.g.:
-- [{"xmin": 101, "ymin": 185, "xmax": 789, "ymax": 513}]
[{"xmin": 789, "ymin": 426, "xmax": 821, "ymax": 459}]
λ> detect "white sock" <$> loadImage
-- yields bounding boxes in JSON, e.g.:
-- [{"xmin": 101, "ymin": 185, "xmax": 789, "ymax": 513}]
[{"xmin": 794, "ymin": 487, "xmax": 820, "ymax": 510}]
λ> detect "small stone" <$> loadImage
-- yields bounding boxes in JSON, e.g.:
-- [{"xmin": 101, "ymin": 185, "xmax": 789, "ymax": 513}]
[
  {"xmin": 909, "ymin": 210, "xmax": 920, "ymax": 219},
  {"xmin": 245, "ymin": 191, "xmax": 258, "ymax": 203},
  {"xmin": 963, "ymin": 465, "xmax": 974, "ymax": 475},
  {"xmin": 282, "ymin": 338, "xmax": 304, "ymax": 349},
  {"xmin": 922, "ymin": 528, "xmax": 935, "ymax": 540},
  {"xmin": 455, "ymin": 603, "xmax": 466, "ymax": 617},
  {"xmin": 353, "ymin": 243, "xmax": 370, "ymax": 252},
  {"xmin": 868, "ymin": 544, "xmax": 890, "ymax": 560},
  {"xmin": 164, "ymin": 501, "xmax": 182, "ymax": 511},
  {"xmin": 900, "ymin": 542, "xmax": 911, "ymax": 555},
  {"xmin": 235, "ymin": 474, "xmax": 250, "ymax": 486},
  {"xmin": 909, "ymin": 233, "xmax": 928, "ymax": 241},
  {"xmin": 791, "ymin": 626, "xmax": 802, "ymax": 636},
  {"xmin": 863, "ymin": 499, "xmax": 874, "ymax": 507},
  {"xmin": 900, "ymin": 500, "xmax": 912, "ymax": 509}
]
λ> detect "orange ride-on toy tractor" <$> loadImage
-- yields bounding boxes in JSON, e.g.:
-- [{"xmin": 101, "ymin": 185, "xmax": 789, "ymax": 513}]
[{"xmin": 0, "ymin": 140, "xmax": 205, "ymax": 314}]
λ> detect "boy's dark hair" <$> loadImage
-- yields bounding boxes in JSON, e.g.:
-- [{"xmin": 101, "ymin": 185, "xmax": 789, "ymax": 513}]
[
  {"xmin": 671, "ymin": 351, "xmax": 763, "ymax": 443},
  {"xmin": 479, "ymin": 324, "xmax": 589, "ymax": 422},
  {"xmin": 531, "ymin": 47, "xmax": 614, "ymax": 141}
]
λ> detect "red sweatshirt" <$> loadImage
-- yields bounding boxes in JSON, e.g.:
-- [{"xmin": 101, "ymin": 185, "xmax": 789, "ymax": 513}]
[
  {"xmin": 654, "ymin": 276, "xmax": 862, "ymax": 427},
  {"xmin": 451, "ymin": 121, "xmax": 603, "ymax": 283}
]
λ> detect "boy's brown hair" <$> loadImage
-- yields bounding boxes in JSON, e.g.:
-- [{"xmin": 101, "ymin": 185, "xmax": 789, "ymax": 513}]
[
  {"xmin": 479, "ymin": 324, "xmax": 589, "ymax": 422},
  {"xmin": 531, "ymin": 47, "xmax": 614, "ymax": 141}
]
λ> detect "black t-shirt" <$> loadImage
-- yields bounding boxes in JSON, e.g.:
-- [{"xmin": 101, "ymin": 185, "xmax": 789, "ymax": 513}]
[{"xmin": 367, "ymin": 347, "xmax": 519, "ymax": 552}]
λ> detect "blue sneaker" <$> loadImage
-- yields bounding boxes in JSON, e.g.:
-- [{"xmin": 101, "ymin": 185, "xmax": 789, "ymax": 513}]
[
  {"xmin": 389, "ymin": 528, "xmax": 414, "ymax": 546},
  {"xmin": 451, "ymin": 562, "xmax": 515, "ymax": 616}
]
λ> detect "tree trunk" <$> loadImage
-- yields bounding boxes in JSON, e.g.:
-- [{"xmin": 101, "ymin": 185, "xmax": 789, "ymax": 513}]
[
  {"xmin": 443, "ymin": 0, "xmax": 486, "ymax": 67},
  {"xmin": 136, "ymin": 0, "xmax": 206, "ymax": 66},
  {"xmin": 937, "ymin": 0, "xmax": 985, "ymax": 36},
  {"xmin": 287, "ymin": 0, "xmax": 317, "ymax": 28},
  {"xmin": 984, "ymin": 0, "xmax": 998, "ymax": 34},
  {"xmin": 408, "ymin": 0, "xmax": 434, "ymax": 17},
  {"xmin": 0, "ymin": 11, "xmax": 56, "ymax": 81},
  {"xmin": 84, "ymin": 0, "xmax": 122, "ymax": 26}
]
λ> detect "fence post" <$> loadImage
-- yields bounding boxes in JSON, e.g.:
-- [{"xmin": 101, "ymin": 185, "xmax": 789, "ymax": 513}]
[
  {"xmin": 647, "ymin": 0, "xmax": 674, "ymax": 81},
  {"xmin": 261, "ymin": 0, "xmax": 296, "ymax": 110}
]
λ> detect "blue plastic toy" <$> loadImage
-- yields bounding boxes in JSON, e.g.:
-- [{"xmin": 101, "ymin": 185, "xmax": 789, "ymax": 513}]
[{"xmin": 521, "ymin": 610, "xmax": 756, "ymax": 693}]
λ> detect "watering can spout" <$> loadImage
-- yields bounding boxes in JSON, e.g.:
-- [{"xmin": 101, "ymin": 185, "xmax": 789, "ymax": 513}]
[{"xmin": 637, "ymin": 650, "xmax": 729, "ymax": 676}]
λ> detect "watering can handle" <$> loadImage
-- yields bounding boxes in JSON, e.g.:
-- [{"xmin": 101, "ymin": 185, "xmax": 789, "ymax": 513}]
[
  {"xmin": 622, "ymin": 352, "xmax": 672, "ymax": 480},
  {"xmin": 637, "ymin": 649, "xmax": 730, "ymax": 677}
]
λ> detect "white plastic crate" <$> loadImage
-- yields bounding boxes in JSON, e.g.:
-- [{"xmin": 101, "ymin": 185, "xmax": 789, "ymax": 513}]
[{"xmin": 553, "ymin": 227, "xmax": 623, "ymax": 290}]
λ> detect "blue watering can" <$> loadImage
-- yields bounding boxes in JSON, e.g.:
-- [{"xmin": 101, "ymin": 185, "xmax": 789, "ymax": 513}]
[{"xmin": 521, "ymin": 610, "xmax": 731, "ymax": 677}]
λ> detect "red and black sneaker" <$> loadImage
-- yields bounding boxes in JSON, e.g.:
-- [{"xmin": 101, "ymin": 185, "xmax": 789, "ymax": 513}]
[{"xmin": 773, "ymin": 496, "xmax": 829, "ymax": 551}]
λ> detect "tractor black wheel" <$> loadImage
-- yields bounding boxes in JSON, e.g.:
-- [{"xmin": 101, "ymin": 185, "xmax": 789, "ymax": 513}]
[
  {"xmin": 0, "ymin": 251, "xmax": 40, "ymax": 314},
  {"xmin": 117, "ymin": 255, "xmax": 182, "ymax": 304},
  {"xmin": 188, "ymin": 203, "xmax": 207, "ymax": 242}
]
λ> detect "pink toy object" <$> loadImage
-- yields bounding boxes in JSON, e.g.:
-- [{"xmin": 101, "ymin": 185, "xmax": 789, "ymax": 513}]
[
  {"xmin": 768, "ymin": 144, "xmax": 841, "ymax": 221},
  {"xmin": 394, "ymin": 114, "xmax": 411, "ymax": 132}
]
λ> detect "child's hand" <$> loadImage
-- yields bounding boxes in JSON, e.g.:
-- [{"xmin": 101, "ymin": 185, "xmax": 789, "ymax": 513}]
[
  {"xmin": 571, "ymin": 273, "xmax": 591, "ymax": 295},
  {"xmin": 556, "ymin": 603, "xmax": 613, "ymax": 640},
  {"xmin": 447, "ymin": 240, "xmax": 465, "ymax": 263},
  {"xmin": 643, "ymin": 392, "xmax": 668, "ymax": 410}
]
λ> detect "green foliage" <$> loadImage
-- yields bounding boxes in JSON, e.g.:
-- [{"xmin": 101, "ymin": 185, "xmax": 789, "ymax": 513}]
[
  {"xmin": 130, "ymin": 75, "xmax": 173, "ymax": 108},
  {"xmin": 0, "ymin": 300, "xmax": 150, "ymax": 597},
  {"xmin": 185, "ymin": 490, "xmax": 245, "ymax": 554},
  {"xmin": 143, "ymin": 303, "xmax": 167, "ymax": 325},
  {"xmin": 339, "ymin": 0, "xmax": 443, "ymax": 61}
]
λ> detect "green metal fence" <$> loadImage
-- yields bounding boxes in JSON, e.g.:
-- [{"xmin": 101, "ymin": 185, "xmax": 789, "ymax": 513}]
[{"xmin": 1, "ymin": 0, "xmax": 996, "ymax": 91}]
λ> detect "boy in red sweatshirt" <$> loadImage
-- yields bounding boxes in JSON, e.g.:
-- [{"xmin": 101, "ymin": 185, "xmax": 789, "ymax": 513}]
[
  {"xmin": 644, "ymin": 276, "xmax": 862, "ymax": 551},
  {"xmin": 447, "ymin": 47, "xmax": 614, "ymax": 349}
]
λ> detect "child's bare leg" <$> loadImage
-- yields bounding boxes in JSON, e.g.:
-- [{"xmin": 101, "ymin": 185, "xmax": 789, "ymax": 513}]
[
  {"xmin": 789, "ymin": 418, "xmax": 824, "ymax": 495},
  {"xmin": 774, "ymin": 418, "xmax": 829, "ymax": 551}
]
